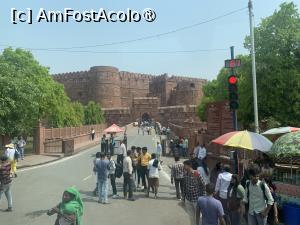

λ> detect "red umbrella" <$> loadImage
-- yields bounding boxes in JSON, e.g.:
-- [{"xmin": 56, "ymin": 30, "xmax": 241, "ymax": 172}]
[{"xmin": 104, "ymin": 124, "xmax": 124, "ymax": 133}]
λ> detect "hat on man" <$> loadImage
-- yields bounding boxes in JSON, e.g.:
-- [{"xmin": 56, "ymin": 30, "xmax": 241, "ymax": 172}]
[{"xmin": 5, "ymin": 143, "xmax": 14, "ymax": 149}]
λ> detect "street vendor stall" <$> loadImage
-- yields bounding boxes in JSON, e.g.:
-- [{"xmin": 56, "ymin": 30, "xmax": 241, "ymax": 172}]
[{"xmin": 267, "ymin": 131, "xmax": 300, "ymax": 225}]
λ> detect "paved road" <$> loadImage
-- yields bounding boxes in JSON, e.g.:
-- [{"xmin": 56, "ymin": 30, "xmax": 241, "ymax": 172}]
[{"xmin": 0, "ymin": 127, "xmax": 191, "ymax": 225}]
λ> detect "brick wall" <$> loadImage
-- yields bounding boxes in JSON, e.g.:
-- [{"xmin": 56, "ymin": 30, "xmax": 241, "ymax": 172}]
[
  {"xmin": 35, "ymin": 123, "xmax": 106, "ymax": 155},
  {"xmin": 53, "ymin": 66, "xmax": 207, "ymax": 110},
  {"xmin": 103, "ymin": 107, "xmax": 132, "ymax": 126},
  {"xmin": 206, "ymin": 101, "xmax": 234, "ymax": 137}
]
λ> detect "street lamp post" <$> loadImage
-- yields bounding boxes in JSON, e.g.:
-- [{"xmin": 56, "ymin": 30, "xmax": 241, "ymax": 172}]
[{"xmin": 248, "ymin": 0, "xmax": 259, "ymax": 133}]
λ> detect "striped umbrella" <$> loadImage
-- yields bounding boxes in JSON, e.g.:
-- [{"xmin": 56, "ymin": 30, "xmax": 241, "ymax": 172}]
[
  {"xmin": 212, "ymin": 130, "xmax": 273, "ymax": 152},
  {"xmin": 262, "ymin": 127, "xmax": 300, "ymax": 136}
]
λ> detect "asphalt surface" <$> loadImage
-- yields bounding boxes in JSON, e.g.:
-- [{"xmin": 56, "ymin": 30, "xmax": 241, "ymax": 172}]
[{"xmin": 0, "ymin": 127, "xmax": 191, "ymax": 225}]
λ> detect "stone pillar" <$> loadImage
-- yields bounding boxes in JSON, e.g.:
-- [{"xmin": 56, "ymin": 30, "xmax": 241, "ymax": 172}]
[{"xmin": 33, "ymin": 122, "xmax": 45, "ymax": 155}]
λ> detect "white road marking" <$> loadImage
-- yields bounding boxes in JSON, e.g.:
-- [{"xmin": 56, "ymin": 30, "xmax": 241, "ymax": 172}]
[
  {"xmin": 82, "ymin": 174, "xmax": 92, "ymax": 181},
  {"xmin": 160, "ymin": 169, "xmax": 171, "ymax": 182},
  {"xmin": 18, "ymin": 146, "xmax": 98, "ymax": 173}
]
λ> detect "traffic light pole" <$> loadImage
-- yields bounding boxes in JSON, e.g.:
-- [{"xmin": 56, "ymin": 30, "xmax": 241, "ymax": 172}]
[
  {"xmin": 230, "ymin": 46, "xmax": 239, "ymax": 175},
  {"xmin": 230, "ymin": 46, "xmax": 238, "ymax": 131},
  {"xmin": 248, "ymin": 0, "xmax": 259, "ymax": 133}
]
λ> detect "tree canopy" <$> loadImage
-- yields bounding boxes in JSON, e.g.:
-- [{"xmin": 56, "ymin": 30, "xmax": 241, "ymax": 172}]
[
  {"xmin": 0, "ymin": 48, "xmax": 104, "ymax": 136},
  {"xmin": 84, "ymin": 101, "xmax": 105, "ymax": 125},
  {"xmin": 198, "ymin": 2, "xmax": 300, "ymax": 130}
]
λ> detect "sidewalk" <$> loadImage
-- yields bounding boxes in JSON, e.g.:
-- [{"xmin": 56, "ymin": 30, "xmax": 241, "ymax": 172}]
[
  {"xmin": 16, "ymin": 154, "xmax": 63, "ymax": 169},
  {"xmin": 15, "ymin": 127, "xmax": 128, "ymax": 169}
]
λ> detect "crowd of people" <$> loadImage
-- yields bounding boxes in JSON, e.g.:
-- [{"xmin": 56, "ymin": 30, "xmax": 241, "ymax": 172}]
[
  {"xmin": 169, "ymin": 137, "xmax": 190, "ymax": 157},
  {"xmin": 100, "ymin": 133, "xmax": 116, "ymax": 156},
  {"xmin": 88, "ymin": 128, "xmax": 279, "ymax": 225},
  {"xmin": 0, "ymin": 129, "xmax": 281, "ymax": 225},
  {"xmin": 92, "ymin": 144, "xmax": 162, "ymax": 203}
]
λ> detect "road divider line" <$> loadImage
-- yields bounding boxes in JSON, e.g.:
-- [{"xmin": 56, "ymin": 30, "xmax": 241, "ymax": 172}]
[
  {"xmin": 18, "ymin": 145, "xmax": 100, "ymax": 173},
  {"xmin": 160, "ymin": 169, "xmax": 171, "ymax": 183},
  {"xmin": 82, "ymin": 174, "xmax": 92, "ymax": 181}
]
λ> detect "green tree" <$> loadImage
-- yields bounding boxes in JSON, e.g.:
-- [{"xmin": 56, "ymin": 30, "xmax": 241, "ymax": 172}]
[
  {"xmin": 84, "ymin": 101, "xmax": 105, "ymax": 125},
  {"xmin": 242, "ymin": 2, "xmax": 300, "ymax": 127},
  {"xmin": 198, "ymin": 2, "xmax": 300, "ymax": 128},
  {"xmin": 0, "ymin": 48, "xmax": 84, "ymax": 135},
  {"xmin": 71, "ymin": 102, "xmax": 85, "ymax": 125},
  {"xmin": 197, "ymin": 96, "xmax": 214, "ymax": 121}
]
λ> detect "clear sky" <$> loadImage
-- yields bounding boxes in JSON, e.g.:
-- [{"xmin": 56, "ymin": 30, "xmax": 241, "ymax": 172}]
[{"xmin": 1, "ymin": 0, "xmax": 299, "ymax": 80}]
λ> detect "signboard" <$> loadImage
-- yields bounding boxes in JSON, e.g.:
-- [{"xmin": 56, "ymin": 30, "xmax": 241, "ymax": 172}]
[{"xmin": 225, "ymin": 59, "xmax": 241, "ymax": 68}]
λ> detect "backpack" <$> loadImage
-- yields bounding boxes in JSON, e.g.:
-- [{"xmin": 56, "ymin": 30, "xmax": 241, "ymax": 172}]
[
  {"xmin": 115, "ymin": 163, "xmax": 123, "ymax": 178},
  {"xmin": 14, "ymin": 149, "xmax": 20, "ymax": 160},
  {"xmin": 152, "ymin": 159, "xmax": 159, "ymax": 168},
  {"xmin": 227, "ymin": 185, "xmax": 242, "ymax": 211}
]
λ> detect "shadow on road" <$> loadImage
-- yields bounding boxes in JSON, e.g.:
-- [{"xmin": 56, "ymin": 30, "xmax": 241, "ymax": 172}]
[
  {"xmin": 25, "ymin": 209, "xmax": 49, "ymax": 218},
  {"xmin": 78, "ymin": 189, "xmax": 95, "ymax": 197},
  {"xmin": 178, "ymin": 201, "xmax": 193, "ymax": 225}
]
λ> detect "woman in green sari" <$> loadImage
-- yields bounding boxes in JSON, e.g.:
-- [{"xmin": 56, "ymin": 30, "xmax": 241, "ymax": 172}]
[{"xmin": 47, "ymin": 187, "xmax": 83, "ymax": 225}]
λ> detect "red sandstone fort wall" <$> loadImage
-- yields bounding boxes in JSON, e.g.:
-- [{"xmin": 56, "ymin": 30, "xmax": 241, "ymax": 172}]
[{"xmin": 53, "ymin": 66, "xmax": 207, "ymax": 110}]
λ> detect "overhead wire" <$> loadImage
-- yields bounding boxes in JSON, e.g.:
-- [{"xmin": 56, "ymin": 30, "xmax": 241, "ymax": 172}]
[{"xmin": 0, "ymin": 6, "xmax": 248, "ymax": 52}]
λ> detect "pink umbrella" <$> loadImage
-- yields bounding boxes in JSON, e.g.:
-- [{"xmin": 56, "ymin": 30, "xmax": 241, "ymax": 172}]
[{"xmin": 104, "ymin": 124, "xmax": 124, "ymax": 133}]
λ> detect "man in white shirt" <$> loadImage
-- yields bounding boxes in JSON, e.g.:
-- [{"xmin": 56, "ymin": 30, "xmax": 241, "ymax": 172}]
[
  {"xmin": 147, "ymin": 153, "xmax": 162, "ymax": 199},
  {"xmin": 5, "ymin": 144, "xmax": 16, "ymax": 161},
  {"xmin": 123, "ymin": 150, "xmax": 135, "ymax": 201},
  {"xmin": 194, "ymin": 143, "xmax": 207, "ymax": 165},
  {"xmin": 156, "ymin": 142, "xmax": 162, "ymax": 162},
  {"xmin": 243, "ymin": 165, "xmax": 274, "ymax": 225},
  {"xmin": 117, "ymin": 140, "xmax": 126, "ymax": 165},
  {"xmin": 17, "ymin": 136, "xmax": 26, "ymax": 160},
  {"xmin": 215, "ymin": 164, "xmax": 232, "ymax": 225}
]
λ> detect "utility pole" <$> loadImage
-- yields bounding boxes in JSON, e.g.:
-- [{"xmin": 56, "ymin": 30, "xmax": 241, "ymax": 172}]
[{"xmin": 248, "ymin": 0, "xmax": 259, "ymax": 133}]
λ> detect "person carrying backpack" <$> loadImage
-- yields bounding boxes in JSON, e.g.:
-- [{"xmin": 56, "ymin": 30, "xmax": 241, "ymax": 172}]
[
  {"xmin": 146, "ymin": 153, "xmax": 161, "ymax": 199},
  {"xmin": 227, "ymin": 174, "xmax": 245, "ymax": 225},
  {"xmin": 261, "ymin": 173, "xmax": 279, "ymax": 225},
  {"xmin": 243, "ymin": 164, "xmax": 274, "ymax": 225},
  {"xmin": 4, "ymin": 144, "xmax": 18, "ymax": 178},
  {"xmin": 107, "ymin": 154, "xmax": 119, "ymax": 199}
]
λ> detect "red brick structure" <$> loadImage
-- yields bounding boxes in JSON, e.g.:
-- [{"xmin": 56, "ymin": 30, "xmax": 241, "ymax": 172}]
[{"xmin": 53, "ymin": 66, "xmax": 207, "ymax": 125}]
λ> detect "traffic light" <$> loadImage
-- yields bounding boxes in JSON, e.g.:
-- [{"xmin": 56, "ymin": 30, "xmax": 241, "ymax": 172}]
[{"xmin": 228, "ymin": 74, "xmax": 238, "ymax": 110}]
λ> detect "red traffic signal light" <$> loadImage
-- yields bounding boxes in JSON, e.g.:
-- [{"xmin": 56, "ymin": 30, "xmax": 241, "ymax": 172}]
[
  {"xmin": 228, "ymin": 75, "xmax": 237, "ymax": 85},
  {"xmin": 228, "ymin": 74, "xmax": 238, "ymax": 110}
]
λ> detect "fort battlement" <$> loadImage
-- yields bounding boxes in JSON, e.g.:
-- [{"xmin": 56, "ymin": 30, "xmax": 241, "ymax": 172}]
[
  {"xmin": 119, "ymin": 71, "xmax": 155, "ymax": 79},
  {"xmin": 53, "ymin": 70, "xmax": 89, "ymax": 79},
  {"xmin": 168, "ymin": 75, "xmax": 207, "ymax": 83},
  {"xmin": 53, "ymin": 66, "xmax": 206, "ymax": 83},
  {"xmin": 52, "ymin": 65, "xmax": 206, "ymax": 111}
]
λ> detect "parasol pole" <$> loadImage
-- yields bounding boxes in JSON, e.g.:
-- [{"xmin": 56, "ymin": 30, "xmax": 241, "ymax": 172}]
[{"xmin": 290, "ymin": 157, "xmax": 293, "ymax": 182}]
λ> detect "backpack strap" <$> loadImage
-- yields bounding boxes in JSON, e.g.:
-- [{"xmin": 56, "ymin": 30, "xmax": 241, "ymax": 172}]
[
  {"xmin": 246, "ymin": 180, "xmax": 250, "ymax": 201},
  {"xmin": 260, "ymin": 181, "xmax": 268, "ymax": 202}
]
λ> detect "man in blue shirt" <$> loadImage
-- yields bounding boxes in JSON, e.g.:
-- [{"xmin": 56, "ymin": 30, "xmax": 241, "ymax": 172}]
[
  {"xmin": 96, "ymin": 152, "xmax": 109, "ymax": 204},
  {"xmin": 196, "ymin": 183, "xmax": 226, "ymax": 225}
]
